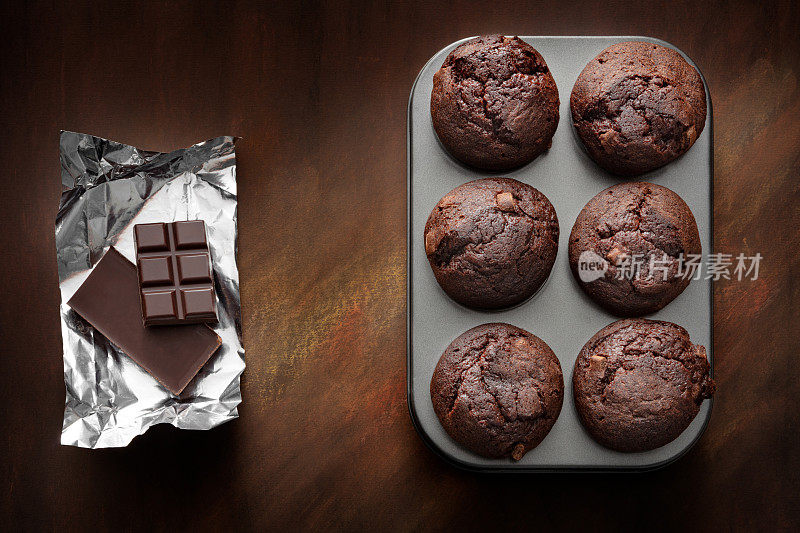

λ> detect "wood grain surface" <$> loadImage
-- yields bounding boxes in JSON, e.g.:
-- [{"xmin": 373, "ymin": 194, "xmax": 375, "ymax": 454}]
[{"xmin": 1, "ymin": 1, "xmax": 798, "ymax": 531}]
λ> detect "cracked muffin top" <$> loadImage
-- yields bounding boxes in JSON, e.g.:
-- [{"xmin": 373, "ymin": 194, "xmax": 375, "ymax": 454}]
[
  {"xmin": 430, "ymin": 35, "xmax": 560, "ymax": 171},
  {"xmin": 568, "ymin": 181, "xmax": 700, "ymax": 316},
  {"xmin": 573, "ymin": 319, "xmax": 714, "ymax": 452},
  {"xmin": 431, "ymin": 323, "xmax": 564, "ymax": 460},
  {"xmin": 425, "ymin": 177, "xmax": 559, "ymax": 309},
  {"xmin": 570, "ymin": 41, "xmax": 707, "ymax": 176}
]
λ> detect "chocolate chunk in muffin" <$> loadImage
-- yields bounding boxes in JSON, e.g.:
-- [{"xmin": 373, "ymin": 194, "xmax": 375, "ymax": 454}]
[
  {"xmin": 431, "ymin": 323, "xmax": 564, "ymax": 460},
  {"xmin": 425, "ymin": 177, "xmax": 559, "ymax": 309},
  {"xmin": 573, "ymin": 319, "xmax": 714, "ymax": 452},
  {"xmin": 431, "ymin": 35, "xmax": 560, "ymax": 171},
  {"xmin": 570, "ymin": 41, "xmax": 707, "ymax": 175},
  {"xmin": 568, "ymin": 182, "xmax": 700, "ymax": 316}
]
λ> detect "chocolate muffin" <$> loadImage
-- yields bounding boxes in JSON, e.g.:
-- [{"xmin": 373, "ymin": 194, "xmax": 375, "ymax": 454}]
[
  {"xmin": 425, "ymin": 178, "xmax": 559, "ymax": 309},
  {"xmin": 430, "ymin": 35, "xmax": 560, "ymax": 171},
  {"xmin": 431, "ymin": 323, "xmax": 564, "ymax": 460},
  {"xmin": 568, "ymin": 182, "xmax": 700, "ymax": 316},
  {"xmin": 573, "ymin": 319, "xmax": 714, "ymax": 452},
  {"xmin": 570, "ymin": 41, "xmax": 707, "ymax": 175}
]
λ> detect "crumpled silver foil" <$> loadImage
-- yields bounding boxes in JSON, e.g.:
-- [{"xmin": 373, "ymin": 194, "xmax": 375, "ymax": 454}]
[{"xmin": 56, "ymin": 131, "xmax": 244, "ymax": 448}]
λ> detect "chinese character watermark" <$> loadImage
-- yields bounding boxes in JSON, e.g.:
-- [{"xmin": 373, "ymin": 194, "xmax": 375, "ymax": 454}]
[{"xmin": 576, "ymin": 252, "xmax": 763, "ymax": 282}]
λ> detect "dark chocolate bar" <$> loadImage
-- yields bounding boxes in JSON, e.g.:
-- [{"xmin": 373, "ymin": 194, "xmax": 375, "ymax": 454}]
[
  {"xmin": 68, "ymin": 247, "xmax": 221, "ymax": 395},
  {"xmin": 134, "ymin": 221, "xmax": 218, "ymax": 326}
]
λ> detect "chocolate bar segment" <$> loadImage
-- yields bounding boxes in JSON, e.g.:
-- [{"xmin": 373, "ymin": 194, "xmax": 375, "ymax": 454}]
[
  {"xmin": 67, "ymin": 247, "xmax": 221, "ymax": 395},
  {"xmin": 134, "ymin": 223, "xmax": 169, "ymax": 252},
  {"xmin": 134, "ymin": 221, "xmax": 218, "ymax": 326},
  {"xmin": 174, "ymin": 220, "xmax": 209, "ymax": 249}
]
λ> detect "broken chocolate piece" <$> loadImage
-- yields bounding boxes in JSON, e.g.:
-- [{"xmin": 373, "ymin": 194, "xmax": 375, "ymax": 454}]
[
  {"xmin": 134, "ymin": 221, "xmax": 218, "ymax": 326},
  {"xmin": 67, "ymin": 247, "xmax": 221, "ymax": 395}
]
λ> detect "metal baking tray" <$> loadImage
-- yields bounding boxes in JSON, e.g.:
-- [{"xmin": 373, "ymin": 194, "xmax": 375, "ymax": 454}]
[{"xmin": 407, "ymin": 36, "xmax": 713, "ymax": 472}]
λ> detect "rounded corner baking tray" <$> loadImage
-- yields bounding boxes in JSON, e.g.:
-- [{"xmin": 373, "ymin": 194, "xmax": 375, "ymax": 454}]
[{"xmin": 407, "ymin": 36, "xmax": 714, "ymax": 472}]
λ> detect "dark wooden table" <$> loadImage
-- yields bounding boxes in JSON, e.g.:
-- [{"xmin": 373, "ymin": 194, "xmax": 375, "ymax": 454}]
[{"xmin": 2, "ymin": 1, "xmax": 798, "ymax": 530}]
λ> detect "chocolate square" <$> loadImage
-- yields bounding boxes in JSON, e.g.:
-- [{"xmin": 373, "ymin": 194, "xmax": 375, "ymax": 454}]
[
  {"xmin": 174, "ymin": 220, "xmax": 209, "ymax": 249},
  {"xmin": 181, "ymin": 287, "xmax": 216, "ymax": 320},
  {"xmin": 138, "ymin": 256, "xmax": 173, "ymax": 286},
  {"xmin": 142, "ymin": 290, "xmax": 177, "ymax": 320},
  {"xmin": 177, "ymin": 253, "xmax": 211, "ymax": 283},
  {"xmin": 134, "ymin": 223, "xmax": 169, "ymax": 252}
]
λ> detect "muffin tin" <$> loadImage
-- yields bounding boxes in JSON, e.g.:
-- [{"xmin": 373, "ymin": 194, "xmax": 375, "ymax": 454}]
[{"xmin": 407, "ymin": 36, "xmax": 713, "ymax": 471}]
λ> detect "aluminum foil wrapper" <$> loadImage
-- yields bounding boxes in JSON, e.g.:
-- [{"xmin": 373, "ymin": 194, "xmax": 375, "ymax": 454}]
[{"xmin": 56, "ymin": 131, "xmax": 244, "ymax": 448}]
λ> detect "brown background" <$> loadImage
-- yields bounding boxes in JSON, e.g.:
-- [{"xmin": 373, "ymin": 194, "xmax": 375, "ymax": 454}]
[{"xmin": 1, "ymin": 0, "xmax": 798, "ymax": 531}]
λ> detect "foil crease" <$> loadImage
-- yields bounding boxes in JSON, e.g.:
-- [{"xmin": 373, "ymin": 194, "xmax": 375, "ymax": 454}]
[{"xmin": 56, "ymin": 132, "xmax": 244, "ymax": 448}]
